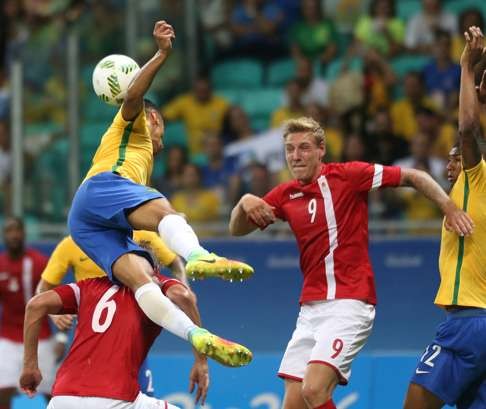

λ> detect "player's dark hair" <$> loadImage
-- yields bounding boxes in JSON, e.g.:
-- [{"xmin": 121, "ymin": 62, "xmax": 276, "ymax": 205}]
[{"xmin": 144, "ymin": 99, "xmax": 160, "ymax": 114}]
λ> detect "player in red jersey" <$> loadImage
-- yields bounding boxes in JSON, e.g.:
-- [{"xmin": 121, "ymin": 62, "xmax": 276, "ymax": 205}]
[
  {"xmin": 229, "ymin": 117, "xmax": 473, "ymax": 409},
  {"xmin": 19, "ymin": 269, "xmax": 215, "ymax": 408},
  {"xmin": 0, "ymin": 217, "xmax": 62, "ymax": 409}
]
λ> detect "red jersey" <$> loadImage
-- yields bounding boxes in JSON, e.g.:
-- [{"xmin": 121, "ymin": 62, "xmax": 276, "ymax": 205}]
[
  {"xmin": 52, "ymin": 275, "xmax": 181, "ymax": 401},
  {"xmin": 264, "ymin": 162, "xmax": 401, "ymax": 305},
  {"xmin": 0, "ymin": 249, "xmax": 49, "ymax": 342}
]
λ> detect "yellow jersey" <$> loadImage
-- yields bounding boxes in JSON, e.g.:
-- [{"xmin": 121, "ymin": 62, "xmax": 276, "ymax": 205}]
[
  {"xmin": 84, "ymin": 108, "xmax": 153, "ymax": 185},
  {"xmin": 436, "ymin": 160, "xmax": 486, "ymax": 308},
  {"xmin": 42, "ymin": 231, "xmax": 177, "ymax": 285}
]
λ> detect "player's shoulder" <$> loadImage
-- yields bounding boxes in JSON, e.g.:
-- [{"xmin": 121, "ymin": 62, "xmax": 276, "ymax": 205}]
[
  {"xmin": 76, "ymin": 276, "xmax": 114, "ymax": 292},
  {"xmin": 266, "ymin": 178, "xmax": 299, "ymax": 198}
]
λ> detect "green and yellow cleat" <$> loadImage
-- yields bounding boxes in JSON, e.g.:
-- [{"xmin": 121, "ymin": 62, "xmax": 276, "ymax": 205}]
[
  {"xmin": 190, "ymin": 328, "xmax": 253, "ymax": 367},
  {"xmin": 186, "ymin": 252, "xmax": 254, "ymax": 282}
]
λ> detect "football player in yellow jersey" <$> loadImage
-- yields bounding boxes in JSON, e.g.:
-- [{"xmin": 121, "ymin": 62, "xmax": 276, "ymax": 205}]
[
  {"xmin": 67, "ymin": 21, "xmax": 252, "ymax": 367},
  {"xmin": 404, "ymin": 27, "xmax": 486, "ymax": 409}
]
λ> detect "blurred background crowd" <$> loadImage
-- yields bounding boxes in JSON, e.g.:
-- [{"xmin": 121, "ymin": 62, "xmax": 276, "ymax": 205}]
[{"xmin": 1, "ymin": 0, "xmax": 485, "ymax": 239}]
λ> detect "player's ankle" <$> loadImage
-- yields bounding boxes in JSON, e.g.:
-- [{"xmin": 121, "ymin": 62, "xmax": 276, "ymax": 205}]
[{"xmin": 187, "ymin": 248, "xmax": 210, "ymax": 262}]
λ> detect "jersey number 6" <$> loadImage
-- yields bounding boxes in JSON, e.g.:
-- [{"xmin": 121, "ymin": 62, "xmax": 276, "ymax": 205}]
[{"xmin": 92, "ymin": 285, "xmax": 119, "ymax": 333}]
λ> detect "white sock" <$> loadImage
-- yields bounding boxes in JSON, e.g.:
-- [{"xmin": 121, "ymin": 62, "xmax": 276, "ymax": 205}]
[
  {"xmin": 158, "ymin": 214, "xmax": 208, "ymax": 261},
  {"xmin": 134, "ymin": 282, "xmax": 197, "ymax": 340}
]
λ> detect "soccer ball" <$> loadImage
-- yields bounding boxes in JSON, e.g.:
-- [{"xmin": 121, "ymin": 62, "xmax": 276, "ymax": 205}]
[{"xmin": 92, "ymin": 54, "xmax": 140, "ymax": 106}]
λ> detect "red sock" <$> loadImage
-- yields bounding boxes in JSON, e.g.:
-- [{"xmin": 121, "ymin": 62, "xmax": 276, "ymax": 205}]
[{"xmin": 314, "ymin": 400, "xmax": 336, "ymax": 409}]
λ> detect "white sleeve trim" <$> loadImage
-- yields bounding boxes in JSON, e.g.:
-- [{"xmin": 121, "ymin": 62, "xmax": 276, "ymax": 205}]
[
  {"xmin": 68, "ymin": 283, "xmax": 80, "ymax": 308},
  {"xmin": 371, "ymin": 164, "xmax": 383, "ymax": 191}
]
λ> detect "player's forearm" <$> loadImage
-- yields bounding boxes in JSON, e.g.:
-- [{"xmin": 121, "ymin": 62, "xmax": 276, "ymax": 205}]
[
  {"xmin": 122, "ymin": 50, "xmax": 169, "ymax": 119},
  {"xmin": 399, "ymin": 168, "xmax": 455, "ymax": 214},
  {"xmin": 36, "ymin": 278, "xmax": 56, "ymax": 295},
  {"xmin": 229, "ymin": 200, "xmax": 257, "ymax": 236},
  {"xmin": 459, "ymin": 65, "xmax": 481, "ymax": 133}
]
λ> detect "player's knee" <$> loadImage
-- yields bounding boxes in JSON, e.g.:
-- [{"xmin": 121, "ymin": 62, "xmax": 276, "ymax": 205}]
[{"xmin": 113, "ymin": 253, "xmax": 153, "ymax": 291}]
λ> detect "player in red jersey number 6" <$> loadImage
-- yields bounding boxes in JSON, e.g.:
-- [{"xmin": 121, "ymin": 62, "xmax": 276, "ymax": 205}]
[{"xmin": 229, "ymin": 117, "xmax": 473, "ymax": 409}]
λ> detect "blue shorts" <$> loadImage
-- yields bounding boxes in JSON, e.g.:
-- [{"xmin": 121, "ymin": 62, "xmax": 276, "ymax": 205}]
[
  {"xmin": 68, "ymin": 172, "xmax": 163, "ymax": 280},
  {"xmin": 138, "ymin": 359, "xmax": 154, "ymax": 396},
  {"xmin": 411, "ymin": 308, "xmax": 486, "ymax": 408}
]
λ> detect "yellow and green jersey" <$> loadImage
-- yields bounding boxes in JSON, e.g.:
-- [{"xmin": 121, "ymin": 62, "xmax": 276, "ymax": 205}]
[
  {"xmin": 42, "ymin": 231, "xmax": 177, "ymax": 285},
  {"xmin": 436, "ymin": 160, "xmax": 486, "ymax": 308},
  {"xmin": 84, "ymin": 108, "xmax": 153, "ymax": 185}
]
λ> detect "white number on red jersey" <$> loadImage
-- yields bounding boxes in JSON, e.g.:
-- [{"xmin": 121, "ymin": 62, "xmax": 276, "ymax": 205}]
[
  {"xmin": 91, "ymin": 285, "xmax": 119, "ymax": 333},
  {"xmin": 308, "ymin": 198, "xmax": 317, "ymax": 223}
]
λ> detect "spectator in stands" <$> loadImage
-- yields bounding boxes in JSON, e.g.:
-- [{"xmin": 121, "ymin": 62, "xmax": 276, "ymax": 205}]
[
  {"xmin": 199, "ymin": 0, "xmax": 234, "ymax": 60},
  {"xmin": 171, "ymin": 164, "xmax": 221, "ymax": 233},
  {"xmin": 271, "ymin": 79, "xmax": 305, "ymax": 128},
  {"xmin": 366, "ymin": 108, "xmax": 409, "ymax": 165},
  {"xmin": 292, "ymin": 57, "xmax": 329, "ymax": 107},
  {"xmin": 415, "ymin": 106, "xmax": 455, "ymax": 158},
  {"xmin": 162, "ymin": 75, "xmax": 229, "ymax": 156},
  {"xmin": 328, "ymin": 60, "xmax": 364, "ymax": 115},
  {"xmin": 354, "ymin": 0, "xmax": 405, "ymax": 57},
  {"xmin": 362, "ymin": 48, "xmax": 397, "ymax": 115},
  {"xmin": 452, "ymin": 8, "xmax": 484, "ymax": 63},
  {"xmin": 405, "ymin": 0, "xmax": 457, "ymax": 54},
  {"xmin": 229, "ymin": 0, "xmax": 285, "ymax": 60},
  {"xmin": 237, "ymin": 162, "xmax": 273, "ymax": 199},
  {"xmin": 154, "ymin": 145, "xmax": 188, "ymax": 199},
  {"xmin": 390, "ymin": 71, "xmax": 437, "ymax": 140},
  {"xmin": 393, "ymin": 132, "xmax": 445, "ymax": 223},
  {"xmin": 200, "ymin": 133, "xmax": 239, "ymax": 201},
  {"xmin": 0, "ymin": 119, "xmax": 11, "ymax": 211},
  {"xmin": 341, "ymin": 133, "xmax": 368, "ymax": 161},
  {"xmin": 422, "ymin": 30, "xmax": 460, "ymax": 113},
  {"xmin": 289, "ymin": 0, "xmax": 338, "ymax": 65},
  {"xmin": 220, "ymin": 105, "xmax": 255, "ymax": 144}
]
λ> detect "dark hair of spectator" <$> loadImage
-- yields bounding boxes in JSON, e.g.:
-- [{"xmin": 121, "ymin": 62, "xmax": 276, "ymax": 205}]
[{"xmin": 369, "ymin": 0, "xmax": 396, "ymax": 18}]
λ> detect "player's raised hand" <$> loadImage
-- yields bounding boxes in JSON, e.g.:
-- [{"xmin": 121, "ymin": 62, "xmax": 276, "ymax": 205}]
[
  {"xmin": 189, "ymin": 358, "xmax": 209, "ymax": 405},
  {"xmin": 444, "ymin": 206, "xmax": 474, "ymax": 237},
  {"xmin": 241, "ymin": 194, "xmax": 276, "ymax": 229},
  {"xmin": 153, "ymin": 20, "xmax": 175, "ymax": 53},
  {"xmin": 460, "ymin": 26, "xmax": 485, "ymax": 70},
  {"xmin": 19, "ymin": 367, "xmax": 42, "ymax": 398}
]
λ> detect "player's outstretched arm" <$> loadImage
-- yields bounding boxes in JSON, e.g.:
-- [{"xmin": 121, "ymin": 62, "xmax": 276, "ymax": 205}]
[
  {"xmin": 229, "ymin": 194, "xmax": 276, "ymax": 236},
  {"xmin": 399, "ymin": 168, "xmax": 474, "ymax": 236},
  {"xmin": 459, "ymin": 26, "xmax": 484, "ymax": 168},
  {"xmin": 122, "ymin": 20, "xmax": 174, "ymax": 121},
  {"xmin": 20, "ymin": 291, "xmax": 64, "ymax": 397}
]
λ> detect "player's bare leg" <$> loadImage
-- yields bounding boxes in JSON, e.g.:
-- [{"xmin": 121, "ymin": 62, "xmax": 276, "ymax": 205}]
[
  {"xmin": 0, "ymin": 387, "xmax": 16, "ymax": 409},
  {"xmin": 301, "ymin": 364, "xmax": 338, "ymax": 409},
  {"xmin": 282, "ymin": 379, "xmax": 307, "ymax": 409},
  {"xmin": 403, "ymin": 383, "xmax": 444, "ymax": 409},
  {"xmin": 127, "ymin": 198, "xmax": 254, "ymax": 281},
  {"xmin": 113, "ymin": 253, "xmax": 252, "ymax": 367}
]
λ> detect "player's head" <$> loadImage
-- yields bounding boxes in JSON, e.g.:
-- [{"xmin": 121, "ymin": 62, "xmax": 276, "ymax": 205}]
[
  {"xmin": 446, "ymin": 144, "xmax": 462, "ymax": 185},
  {"xmin": 282, "ymin": 117, "xmax": 326, "ymax": 184},
  {"xmin": 144, "ymin": 99, "xmax": 164, "ymax": 155},
  {"xmin": 3, "ymin": 216, "xmax": 25, "ymax": 256}
]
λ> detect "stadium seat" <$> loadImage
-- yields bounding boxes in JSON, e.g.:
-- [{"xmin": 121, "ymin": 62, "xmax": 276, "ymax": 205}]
[
  {"xmin": 164, "ymin": 121, "xmax": 187, "ymax": 148},
  {"xmin": 251, "ymin": 116, "xmax": 270, "ymax": 132},
  {"xmin": 391, "ymin": 55, "xmax": 430, "ymax": 78},
  {"xmin": 444, "ymin": 0, "xmax": 486, "ymax": 17},
  {"xmin": 218, "ymin": 88, "xmax": 242, "ymax": 105},
  {"xmin": 83, "ymin": 95, "xmax": 117, "ymax": 122},
  {"xmin": 267, "ymin": 58, "xmax": 296, "ymax": 87},
  {"xmin": 211, "ymin": 59, "xmax": 264, "ymax": 89},
  {"xmin": 397, "ymin": 0, "xmax": 422, "ymax": 21},
  {"xmin": 324, "ymin": 57, "xmax": 363, "ymax": 81},
  {"xmin": 80, "ymin": 122, "xmax": 107, "ymax": 150},
  {"xmin": 81, "ymin": 63, "xmax": 97, "ymax": 89},
  {"xmin": 239, "ymin": 88, "xmax": 282, "ymax": 119}
]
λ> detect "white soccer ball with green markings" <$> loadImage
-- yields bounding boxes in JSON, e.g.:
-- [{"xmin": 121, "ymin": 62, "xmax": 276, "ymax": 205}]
[{"xmin": 92, "ymin": 54, "xmax": 140, "ymax": 106}]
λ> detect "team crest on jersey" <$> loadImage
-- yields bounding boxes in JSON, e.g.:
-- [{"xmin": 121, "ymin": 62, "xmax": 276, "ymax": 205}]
[{"xmin": 289, "ymin": 192, "xmax": 304, "ymax": 200}]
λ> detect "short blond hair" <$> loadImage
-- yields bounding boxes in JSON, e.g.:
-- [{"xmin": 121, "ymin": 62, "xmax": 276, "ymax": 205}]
[{"xmin": 282, "ymin": 117, "xmax": 325, "ymax": 146}]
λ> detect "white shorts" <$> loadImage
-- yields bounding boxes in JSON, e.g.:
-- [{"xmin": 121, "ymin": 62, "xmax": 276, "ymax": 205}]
[
  {"xmin": 278, "ymin": 299, "xmax": 375, "ymax": 384},
  {"xmin": 0, "ymin": 337, "xmax": 57, "ymax": 393},
  {"xmin": 48, "ymin": 392, "xmax": 180, "ymax": 409}
]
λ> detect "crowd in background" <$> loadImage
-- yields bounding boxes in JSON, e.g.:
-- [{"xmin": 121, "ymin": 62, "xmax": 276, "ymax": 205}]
[{"xmin": 1, "ymin": 0, "xmax": 485, "ymax": 236}]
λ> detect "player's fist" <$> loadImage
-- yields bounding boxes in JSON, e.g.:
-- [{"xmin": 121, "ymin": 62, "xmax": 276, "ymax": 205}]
[
  {"xmin": 50, "ymin": 314, "xmax": 75, "ymax": 331},
  {"xmin": 153, "ymin": 20, "xmax": 175, "ymax": 53},
  {"xmin": 241, "ymin": 194, "xmax": 276, "ymax": 229},
  {"xmin": 19, "ymin": 367, "xmax": 42, "ymax": 398}
]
